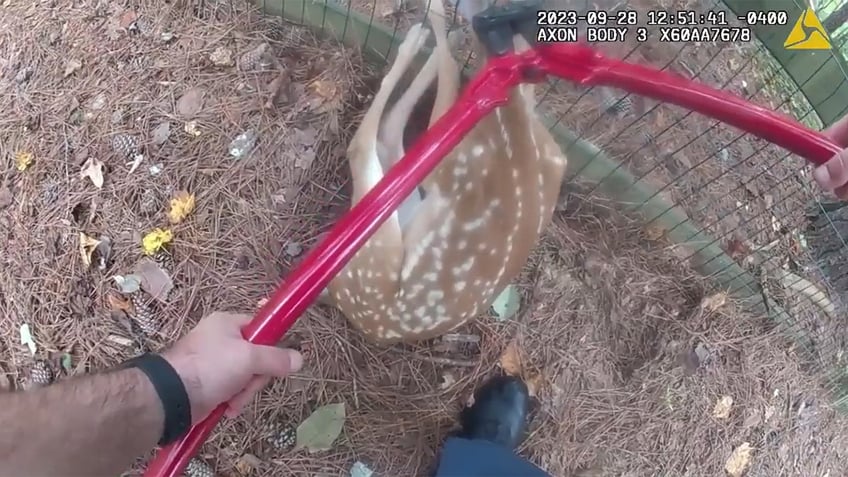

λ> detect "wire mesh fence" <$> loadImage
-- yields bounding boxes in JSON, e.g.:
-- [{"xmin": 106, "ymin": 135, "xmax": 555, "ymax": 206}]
[
  {"xmin": 250, "ymin": 0, "xmax": 848, "ymax": 470},
  {"xmin": 269, "ymin": 0, "xmax": 848, "ymax": 399}
]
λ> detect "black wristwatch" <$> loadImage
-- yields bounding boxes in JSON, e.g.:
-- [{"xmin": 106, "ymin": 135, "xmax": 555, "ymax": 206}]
[{"xmin": 121, "ymin": 353, "xmax": 192, "ymax": 445}]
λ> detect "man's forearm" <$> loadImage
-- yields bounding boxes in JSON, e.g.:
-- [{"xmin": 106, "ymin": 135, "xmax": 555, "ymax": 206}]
[{"xmin": 0, "ymin": 367, "xmax": 164, "ymax": 477}]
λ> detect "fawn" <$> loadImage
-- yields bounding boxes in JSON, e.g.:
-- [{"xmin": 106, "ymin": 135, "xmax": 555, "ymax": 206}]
[{"xmin": 322, "ymin": 0, "xmax": 568, "ymax": 345}]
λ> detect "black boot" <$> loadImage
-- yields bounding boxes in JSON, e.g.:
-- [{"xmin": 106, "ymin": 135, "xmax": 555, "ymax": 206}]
[{"xmin": 456, "ymin": 374, "xmax": 531, "ymax": 450}]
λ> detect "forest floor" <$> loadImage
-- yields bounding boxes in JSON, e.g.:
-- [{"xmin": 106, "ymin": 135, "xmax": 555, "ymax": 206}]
[{"xmin": 1, "ymin": 0, "xmax": 847, "ymax": 476}]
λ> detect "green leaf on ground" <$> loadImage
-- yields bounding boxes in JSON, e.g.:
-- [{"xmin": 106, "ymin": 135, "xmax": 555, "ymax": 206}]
[
  {"xmin": 491, "ymin": 285, "xmax": 521, "ymax": 321},
  {"xmin": 61, "ymin": 353, "xmax": 73, "ymax": 372},
  {"xmin": 295, "ymin": 402, "xmax": 345, "ymax": 453}
]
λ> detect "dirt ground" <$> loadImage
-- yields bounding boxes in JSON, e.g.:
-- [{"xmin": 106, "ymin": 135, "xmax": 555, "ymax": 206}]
[{"xmin": 2, "ymin": 0, "xmax": 848, "ymax": 476}]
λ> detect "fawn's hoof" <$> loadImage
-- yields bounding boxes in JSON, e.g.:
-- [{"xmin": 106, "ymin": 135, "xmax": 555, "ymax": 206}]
[{"xmin": 458, "ymin": 375, "xmax": 530, "ymax": 450}]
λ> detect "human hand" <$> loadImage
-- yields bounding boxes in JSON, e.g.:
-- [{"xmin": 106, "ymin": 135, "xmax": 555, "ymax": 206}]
[
  {"xmin": 813, "ymin": 115, "xmax": 848, "ymax": 199},
  {"xmin": 161, "ymin": 311, "xmax": 303, "ymax": 424}
]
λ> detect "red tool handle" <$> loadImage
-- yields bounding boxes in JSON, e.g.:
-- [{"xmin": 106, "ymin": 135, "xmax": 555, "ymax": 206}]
[
  {"xmin": 531, "ymin": 42, "xmax": 841, "ymax": 165},
  {"xmin": 141, "ymin": 46, "xmax": 523, "ymax": 477},
  {"xmin": 144, "ymin": 42, "xmax": 841, "ymax": 477}
]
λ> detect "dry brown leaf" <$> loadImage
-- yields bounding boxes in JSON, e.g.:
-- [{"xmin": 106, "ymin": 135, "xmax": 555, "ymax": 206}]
[
  {"xmin": 235, "ymin": 453, "xmax": 262, "ymax": 475},
  {"xmin": 265, "ymin": 69, "xmax": 292, "ymax": 108},
  {"xmin": 133, "ymin": 257, "xmax": 174, "ymax": 304},
  {"xmin": 210, "ymin": 46, "xmax": 234, "ymax": 67},
  {"xmin": 439, "ymin": 371, "xmax": 457, "ymax": 390},
  {"xmin": 725, "ymin": 442, "xmax": 753, "ymax": 477},
  {"xmin": 0, "ymin": 185, "xmax": 12, "ymax": 209},
  {"xmin": 79, "ymin": 232, "xmax": 101, "ymax": 268},
  {"xmin": 526, "ymin": 372, "xmax": 544, "ymax": 397},
  {"xmin": 701, "ymin": 292, "xmax": 728, "ymax": 312},
  {"xmin": 176, "ymin": 87, "xmax": 204, "ymax": 118},
  {"xmin": 167, "ymin": 190, "xmax": 196, "ymax": 224},
  {"xmin": 107, "ymin": 293, "xmax": 133, "ymax": 313},
  {"xmin": 498, "ymin": 339, "xmax": 523, "ymax": 376},
  {"xmin": 118, "ymin": 10, "xmax": 138, "ymax": 28},
  {"xmin": 79, "ymin": 157, "xmax": 105, "ymax": 189},
  {"xmin": 107, "ymin": 334, "xmax": 135, "ymax": 347},
  {"xmin": 63, "ymin": 59, "xmax": 82, "ymax": 78},
  {"xmin": 712, "ymin": 395, "xmax": 733, "ymax": 419},
  {"xmin": 310, "ymin": 79, "xmax": 338, "ymax": 100},
  {"xmin": 643, "ymin": 223, "xmax": 665, "ymax": 241},
  {"xmin": 151, "ymin": 122, "xmax": 171, "ymax": 146},
  {"xmin": 725, "ymin": 237, "xmax": 749, "ymax": 259}
]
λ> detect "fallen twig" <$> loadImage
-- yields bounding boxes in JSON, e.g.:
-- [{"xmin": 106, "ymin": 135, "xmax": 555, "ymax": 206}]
[{"xmin": 409, "ymin": 352, "xmax": 477, "ymax": 367}]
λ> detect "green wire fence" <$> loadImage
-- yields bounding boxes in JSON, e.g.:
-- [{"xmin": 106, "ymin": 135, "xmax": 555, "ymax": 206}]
[{"xmin": 252, "ymin": 0, "xmax": 848, "ymax": 411}]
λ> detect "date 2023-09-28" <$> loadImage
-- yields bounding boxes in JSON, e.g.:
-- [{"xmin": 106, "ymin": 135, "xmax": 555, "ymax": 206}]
[{"xmin": 535, "ymin": 8, "xmax": 787, "ymax": 43}]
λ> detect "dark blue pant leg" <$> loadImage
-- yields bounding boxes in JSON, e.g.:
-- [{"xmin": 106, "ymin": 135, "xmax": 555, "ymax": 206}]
[{"xmin": 433, "ymin": 437, "xmax": 549, "ymax": 477}]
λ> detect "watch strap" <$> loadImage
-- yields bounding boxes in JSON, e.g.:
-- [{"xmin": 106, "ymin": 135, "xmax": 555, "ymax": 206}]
[{"xmin": 122, "ymin": 353, "xmax": 192, "ymax": 446}]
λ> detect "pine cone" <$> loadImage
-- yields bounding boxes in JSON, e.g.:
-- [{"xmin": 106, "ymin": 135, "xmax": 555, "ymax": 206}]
[
  {"xmin": 30, "ymin": 360, "xmax": 54, "ymax": 387},
  {"xmin": 265, "ymin": 424, "xmax": 296, "ymax": 450},
  {"xmin": 139, "ymin": 188, "xmax": 160, "ymax": 217},
  {"xmin": 601, "ymin": 95, "xmax": 632, "ymax": 118},
  {"xmin": 185, "ymin": 458, "xmax": 214, "ymax": 477},
  {"xmin": 238, "ymin": 43, "xmax": 268, "ymax": 71},
  {"xmin": 130, "ymin": 293, "xmax": 159, "ymax": 336},
  {"xmin": 153, "ymin": 249, "xmax": 175, "ymax": 274},
  {"xmin": 111, "ymin": 133, "xmax": 140, "ymax": 159}
]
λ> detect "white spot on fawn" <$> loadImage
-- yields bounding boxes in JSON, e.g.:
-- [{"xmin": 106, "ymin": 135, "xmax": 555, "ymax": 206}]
[
  {"xmin": 427, "ymin": 290, "xmax": 444, "ymax": 306},
  {"xmin": 472, "ymin": 145, "xmax": 484, "ymax": 157}
]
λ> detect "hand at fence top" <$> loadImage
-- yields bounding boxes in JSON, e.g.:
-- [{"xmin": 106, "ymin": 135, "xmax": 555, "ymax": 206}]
[
  {"xmin": 813, "ymin": 114, "xmax": 848, "ymax": 200},
  {"xmin": 161, "ymin": 311, "xmax": 303, "ymax": 424}
]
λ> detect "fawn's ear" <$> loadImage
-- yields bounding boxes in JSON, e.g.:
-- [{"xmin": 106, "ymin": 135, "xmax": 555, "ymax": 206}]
[{"xmin": 445, "ymin": 0, "xmax": 491, "ymax": 22}]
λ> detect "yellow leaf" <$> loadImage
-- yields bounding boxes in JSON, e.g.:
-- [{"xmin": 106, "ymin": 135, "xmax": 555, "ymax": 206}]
[
  {"xmin": 498, "ymin": 338, "xmax": 523, "ymax": 376},
  {"xmin": 79, "ymin": 157, "xmax": 105, "ymax": 188},
  {"xmin": 167, "ymin": 191, "xmax": 195, "ymax": 224},
  {"xmin": 15, "ymin": 151, "xmax": 33, "ymax": 171},
  {"xmin": 725, "ymin": 442, "xmax": 753, "ymax": 477},
  {"xmin": 142, "ymin": 228, "xmax": 173, "ymax": 255},
  {"xmin": 712, "ymin": 395, "xmax": 733, "ymax": 419},
  {"xmin": 79, "ymin": 232, "xmax": 101, "ymax": 268}
]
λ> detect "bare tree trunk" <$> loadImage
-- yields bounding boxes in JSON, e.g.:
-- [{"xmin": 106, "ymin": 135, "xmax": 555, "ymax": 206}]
[{"xmin": 824, "ymin": 3, "xmax": 848, "ymax": 36}]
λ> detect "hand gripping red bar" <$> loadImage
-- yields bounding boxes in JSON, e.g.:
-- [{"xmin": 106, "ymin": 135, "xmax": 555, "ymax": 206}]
[{"xmin": 143, "ymin": 40, "xmax": 841, "ymax": 477}]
